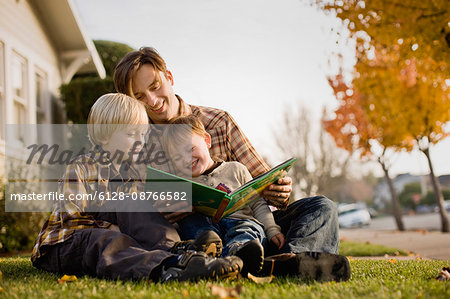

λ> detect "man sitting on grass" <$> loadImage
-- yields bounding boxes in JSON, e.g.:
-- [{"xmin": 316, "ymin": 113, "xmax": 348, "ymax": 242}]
[{"xmin": 114, "ymin": 47, "xmax": 351, "ymax": 281}]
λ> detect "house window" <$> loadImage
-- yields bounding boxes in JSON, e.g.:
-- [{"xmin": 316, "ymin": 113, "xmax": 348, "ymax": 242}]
[
  {"xmin": 0, "ymin": 42, "xmax": 5, "ymax": 140},
  {"xmin": 12, "ymin": 52, "xmax": 28, "ymax": 141},
  {"xmin": 35, "ymin": 70, "xmax": 48, "ymax": 124}
]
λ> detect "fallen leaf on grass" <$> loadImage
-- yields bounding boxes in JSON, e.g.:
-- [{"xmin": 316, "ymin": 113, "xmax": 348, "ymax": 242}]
[
  {"xmin": 347, "ymin": 256, "xmax": 355, "ymax": 262},
  {"xmin": 0, "ymin": 269, "xmax": 2, "ymax": 281},
  {"xmin": 0, "ymin": 286, "xmax": 4, "ymax": 293},
  {"xmin": 208, "ymin": 283, "xmax": 242, "ymax": 299},
  {"xmin": 57, "ymin": 274, "xmax": 78, "ymax": 284},
  {"xmin": 436, "ymin": 267, "xmax": 450, "ymax": 281},
  {"xmin": 247, "ymin": 273, "xmax": 273, "ymax": 284},
  {"xmin": 388, "ymin": 259, "xmax": 396, "ymax": 264}
]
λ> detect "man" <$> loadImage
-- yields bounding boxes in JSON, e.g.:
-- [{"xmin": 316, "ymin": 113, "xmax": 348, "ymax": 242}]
[{"xmin": 113, "ymin": 47, "xmax": 350, "ymax": 281}]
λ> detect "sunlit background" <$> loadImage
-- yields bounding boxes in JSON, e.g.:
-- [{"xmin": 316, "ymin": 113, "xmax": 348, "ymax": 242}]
[{"xmin": 73, "ymin": 0, "xmax": 450, "ymax": 177}]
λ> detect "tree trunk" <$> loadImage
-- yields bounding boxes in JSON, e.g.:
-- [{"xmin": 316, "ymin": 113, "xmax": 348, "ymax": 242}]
[
  {"xmin": 379, "ymin": 158, "xmax": 405, "ymax": 231},
  {"xmin": 421, "ymin": 147, "xmax": 449, "ymax": 232}
]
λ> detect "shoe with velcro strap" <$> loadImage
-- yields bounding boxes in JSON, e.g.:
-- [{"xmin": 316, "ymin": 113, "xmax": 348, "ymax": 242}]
[
  {"xmin": 161, "ymin": 251, "xmax": 243, "ymax": 282},
  {"xmin": 170, "ymin": 230, "xmax": 223, "ymax": 257}
]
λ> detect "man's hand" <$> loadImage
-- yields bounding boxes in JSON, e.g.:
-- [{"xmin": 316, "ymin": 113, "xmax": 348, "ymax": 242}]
[
  {"xmin": 262, "ymin": 176, "xmax": 292, "ymax": 209},
  {"xmin": 270, "ymin": 233, "xmax": 286, "ymax": 250}
]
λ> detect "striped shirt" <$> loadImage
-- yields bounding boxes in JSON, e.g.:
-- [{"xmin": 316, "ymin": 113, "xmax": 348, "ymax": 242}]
[{"xmin": 31, "ymin": 151, "xmax": 142, "ymax": 261}]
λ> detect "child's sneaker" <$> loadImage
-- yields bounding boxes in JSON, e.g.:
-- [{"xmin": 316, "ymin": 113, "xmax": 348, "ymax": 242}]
[
  {"xmin": 170, "ymin": 230, "xmax": 222, "ymax": 257},
  {"xmin": 161, "ymin": 251, "xmax": 243, "ymax": 282},
  {"xmin": 260, "ymin": 252, "xmax": 351, "ymax": 282},
  {"xmin": 229, "ymin": 240, "xmax": 264, "ymax": 276}
]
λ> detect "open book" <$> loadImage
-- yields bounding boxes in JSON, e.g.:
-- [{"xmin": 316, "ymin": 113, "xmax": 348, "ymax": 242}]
[{"xmin": 146, "ymin": 157, "xmax": 296, "ymax": 222}]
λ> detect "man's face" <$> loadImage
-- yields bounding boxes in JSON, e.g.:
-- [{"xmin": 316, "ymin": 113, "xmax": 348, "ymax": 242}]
[{"xmin": 132, "ymin": 64, "xmax": 180, "ymax": 124}]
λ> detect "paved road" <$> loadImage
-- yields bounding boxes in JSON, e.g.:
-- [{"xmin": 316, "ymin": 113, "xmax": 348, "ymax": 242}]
[
  {"xmin": 340, "ymin": 212, "xmax": 450, "ymax": 260},
  {"xmin": 340, "ymin": 228, "xmax": 450, "ymax": 260},
  {"xmin": 367, "ymin": 212, "xmax": 448, "ymax": 231}
]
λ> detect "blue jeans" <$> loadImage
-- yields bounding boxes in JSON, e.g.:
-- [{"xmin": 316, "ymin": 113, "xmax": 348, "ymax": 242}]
[
  {"xmin": 179, "ymin": 214, "xmax": 266, "ymax": 256},
  {"xmin": 267, "ymin": 195, "xmax": 339, "ymax": 256}
]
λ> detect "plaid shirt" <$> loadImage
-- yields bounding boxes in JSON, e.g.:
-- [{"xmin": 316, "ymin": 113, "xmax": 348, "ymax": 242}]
[
  {"xmin": 31, "ymin": 151, "xmax": 142, "ymax": 262},
  {"xmin": 145, "ymin": 95, "xmax": 270, "ymax": 177}
]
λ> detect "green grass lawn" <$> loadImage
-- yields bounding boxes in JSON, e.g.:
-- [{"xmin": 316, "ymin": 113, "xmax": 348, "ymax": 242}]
[
  {"xmin": 339, "ymin": 240, "xmax": 409, "ymax": 257},
  {"xmin": 1, "ymin": 256, "xmax": 449, "ymax": 299}
]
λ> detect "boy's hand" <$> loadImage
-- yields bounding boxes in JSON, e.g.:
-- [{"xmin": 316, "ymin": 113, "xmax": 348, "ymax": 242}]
[
  {"xmin": 262, "ymin": 177, "xmax": 292, "ymax": 209},
  {"xmin": 270, "ymin": 233, "xmax": 286, "ymax": 250}
]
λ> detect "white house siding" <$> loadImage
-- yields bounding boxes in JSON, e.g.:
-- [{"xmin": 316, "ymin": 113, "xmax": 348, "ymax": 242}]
[{"xmin": 0, "ymin": 0, "xmax": 63, "ymax": 176}]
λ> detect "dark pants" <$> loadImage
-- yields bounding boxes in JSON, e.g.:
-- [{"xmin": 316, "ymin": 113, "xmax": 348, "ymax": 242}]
[
  {"xmin": 33, "ymin": 212, "xmax": 180, "ymax": 281},
  {"xmin": 265, "ymin": 196, "xmax": 339, "ymax": 256}
]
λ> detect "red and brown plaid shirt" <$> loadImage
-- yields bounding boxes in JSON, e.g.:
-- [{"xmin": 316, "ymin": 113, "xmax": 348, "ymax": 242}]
[{"xmin": 31, "ymin": 151, "xmax": 142, "ymax": 262}]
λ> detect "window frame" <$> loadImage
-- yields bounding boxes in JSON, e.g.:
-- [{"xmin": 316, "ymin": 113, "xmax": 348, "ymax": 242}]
[
  {"xmin": 35, "ymin": 68, "xmax": 48, "ymax": 124},
  {"xmin": 11, "ymin": 51, "xmax": 28, "ymax": 142}
]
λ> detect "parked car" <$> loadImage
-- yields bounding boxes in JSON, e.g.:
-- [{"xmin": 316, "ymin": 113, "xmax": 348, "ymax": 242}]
[
  {"xmin": 416, "ymin": 205, "xmax": 435, "ymax": 214},
  {"xmin": 338, "ymin": 204, "xmax": 371, "ymax": 228},
  {"xmin": 434, "ymin": 200, "xmax": 450, "ymax": 212}
]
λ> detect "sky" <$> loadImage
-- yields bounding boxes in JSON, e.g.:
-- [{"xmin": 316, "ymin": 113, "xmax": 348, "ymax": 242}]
[{"xmin": 74, "ymin": 0, "xmax": 450, "ymax": 178}]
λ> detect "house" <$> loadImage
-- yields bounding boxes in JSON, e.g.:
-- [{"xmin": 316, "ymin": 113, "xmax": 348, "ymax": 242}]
[
  {"xmin": 374, "ymin": 173, "xmax": 450, "ymax": 208},
  {"xmin": 373, "ymin": 173, "xmax": 424, "ymax": 208},
  {"xmin": 0, "ymin": 0, "xmax": 105, "ymax": 174}
]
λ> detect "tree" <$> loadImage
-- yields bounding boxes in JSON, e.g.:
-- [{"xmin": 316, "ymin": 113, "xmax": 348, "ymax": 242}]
[
  {"xmin": 93, "ymin": 40, "xmax": 135, "ymax": 77},
  {"xmin": 422, "ymin": 189, "xmax": 450, "ymax": 206},
  {"xmin": 61, "ymin": 40, "xmax": 134, "ymax": 123},
  {"xmin": 403, "ymin": 59, "xmax": 450, "ymax": 231},
  {"xmin": 398, "ymin": 182, "xmax": 421, "ymax": 210},
  {"xmin": 324, "ymin": 73, "xmax": 405, "ymax": 230},
  {"xmin": 317, "ymin": 0, "xmax": 450, "ymax": 232},
  {"xmin": 273, "ymin": 104, "xmax": 351, "ymax": 200}
]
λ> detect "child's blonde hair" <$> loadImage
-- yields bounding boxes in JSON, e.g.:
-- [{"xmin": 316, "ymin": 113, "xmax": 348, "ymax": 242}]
[
  {"xmin": 161, "ymin": 115, "xmax": 208, "ymax": 157},
  {"xmin": 87, "ymin": 93, "xmax": 148, "ymax": 145}
]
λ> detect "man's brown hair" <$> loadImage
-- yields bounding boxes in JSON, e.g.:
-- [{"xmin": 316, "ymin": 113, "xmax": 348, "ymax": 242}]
[{"xmin": 114, "ymin": 47, "xmax": 168, "ymax": 97}]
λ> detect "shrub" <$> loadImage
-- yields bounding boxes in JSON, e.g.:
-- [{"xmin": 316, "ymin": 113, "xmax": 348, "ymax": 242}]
[
  {"xmin": 0, "ymin": 179, "xmax": 48, "ymax": 253},
  {"xmin": 60, "ymin": 76, "xmax": 115, "ymax": 123},
  {"xmin": 60, "ymin": 40, "xmax": 134, "ymax": 124}
]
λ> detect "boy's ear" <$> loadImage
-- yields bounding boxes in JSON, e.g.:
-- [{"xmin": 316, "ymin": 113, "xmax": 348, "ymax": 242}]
[{"xmin": 204, "ymin": 133, "xmax": 212, "ymax": 149}]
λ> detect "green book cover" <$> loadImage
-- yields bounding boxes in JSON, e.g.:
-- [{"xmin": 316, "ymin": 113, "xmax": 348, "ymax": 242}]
[{"xmin": 146, "ymin": 157, "xmax": 296, "ymax": 222}]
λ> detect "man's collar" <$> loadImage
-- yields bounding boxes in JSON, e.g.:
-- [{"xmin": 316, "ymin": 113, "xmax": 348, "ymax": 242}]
[{"xmin": 176, "ymin": 94, "xmax": 192, "ymax": 117}]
